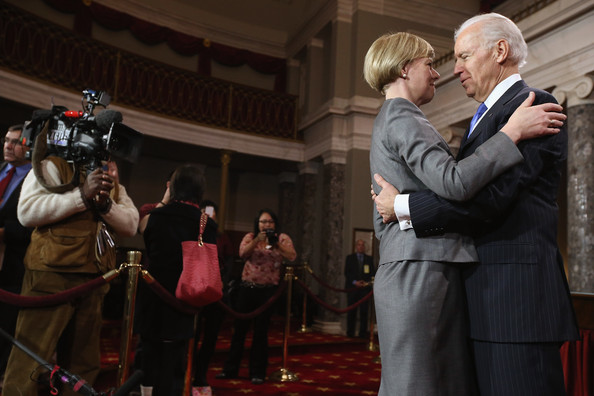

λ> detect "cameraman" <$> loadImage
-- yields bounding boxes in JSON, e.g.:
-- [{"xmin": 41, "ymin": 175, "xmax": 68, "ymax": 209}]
[{"xmin": 2, "ymin": 157, "xmax": 138, "ymax": 396}]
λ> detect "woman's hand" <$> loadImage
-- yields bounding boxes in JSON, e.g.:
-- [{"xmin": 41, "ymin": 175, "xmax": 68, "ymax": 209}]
[
  {"xmin": 501, "ymin": 92, "xmax": 566, "ymax": 143},
  {"xmin": 256, "ymin": 231, "xmax": 267, "ymax": 243}
]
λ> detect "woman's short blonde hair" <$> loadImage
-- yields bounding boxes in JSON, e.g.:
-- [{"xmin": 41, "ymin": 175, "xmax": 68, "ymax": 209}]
[{"xmin": 364, "ymin": 32, "xmax": 435, "ymax": 95}]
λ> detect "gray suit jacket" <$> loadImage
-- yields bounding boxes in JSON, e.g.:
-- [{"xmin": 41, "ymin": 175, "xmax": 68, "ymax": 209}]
[{"xmin": 370, "ymin": 98, "xmax": 522, "ymax": 265}]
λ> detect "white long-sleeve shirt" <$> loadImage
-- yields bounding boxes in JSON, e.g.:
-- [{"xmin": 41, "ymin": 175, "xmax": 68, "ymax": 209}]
[{"xmin": 18, "ymin": 159, "xmax": 138, "ymax": 237}]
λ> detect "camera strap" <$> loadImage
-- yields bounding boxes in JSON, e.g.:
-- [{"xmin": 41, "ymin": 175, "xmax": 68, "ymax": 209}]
[{"xmin": 32, "ymin": 120, "xmax": 81, "ymax": 193}]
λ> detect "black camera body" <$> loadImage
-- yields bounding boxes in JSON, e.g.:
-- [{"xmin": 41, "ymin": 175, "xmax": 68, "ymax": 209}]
[
  {"xmin": 22, "ymin": 89, "xmax": 143, "ymax": 171},
  {"xmin": 265, "ymin": 228, "xmax": 278, "ymax": 246}
]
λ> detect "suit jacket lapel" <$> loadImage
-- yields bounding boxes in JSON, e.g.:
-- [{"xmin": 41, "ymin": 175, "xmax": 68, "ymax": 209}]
[{"xmin": 458, "ymin": 80, "xmax": 527, "ymax": 156}]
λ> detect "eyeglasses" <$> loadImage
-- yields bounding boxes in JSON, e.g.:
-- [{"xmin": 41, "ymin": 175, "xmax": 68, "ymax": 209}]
[
  {"xmin": 2, "ymin": 138, "xmax": 23, "ymax": 147},
  {"xmin": 259, "ymin": 219, "xmax": 275, "ymax": 224}
]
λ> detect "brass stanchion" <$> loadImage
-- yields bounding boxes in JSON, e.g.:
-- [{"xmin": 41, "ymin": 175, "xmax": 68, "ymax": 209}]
[
  {"xmin": 270, "ymin": 265, "xmax": 299, "ymax": 382},
  {"xmin": 367, "ymin": 277, "xmax": 381, "ymax": 363},
  {"xmin": 183, "ymin": 317, "xmax": 198, "ymax": 396},
  {"xmin": 367, "ymin": 277, "xmax": 378, "ymax": 352},
  {"xmin": 297, "ymin": 262, "xmax": 312, "ymax": 334},
  {"xmin": 117, "ymin": 250, "xmax": 142, "ymax": 387}
]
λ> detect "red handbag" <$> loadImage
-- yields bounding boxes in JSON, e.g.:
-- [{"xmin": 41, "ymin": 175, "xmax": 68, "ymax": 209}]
[{"xmin": 176, "ymin": 212, "xmax": 223, "ymax": 307}]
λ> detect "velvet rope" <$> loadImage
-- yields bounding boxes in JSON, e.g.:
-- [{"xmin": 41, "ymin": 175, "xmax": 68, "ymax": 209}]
[
  {"xmin": 140, "ymin": 271, "xmax": 287, "ymax": 319},
  {"xmin": 217, "ymin": 282, "xmax": 288, "ymax": 320},
  {"xmin": 0, "ymin": 276, "xmax": 109, "ymax": 308},
  {"xmin": 140, "ymin": 273, "xmax": 201, "ymax": 315},
  {"xmin": 306, "ymin": 269, "xmax": 364, "ymax": 294},
  {"xmin": 295, "ymin": 278, "xmax": 373, "ymax": 314}
]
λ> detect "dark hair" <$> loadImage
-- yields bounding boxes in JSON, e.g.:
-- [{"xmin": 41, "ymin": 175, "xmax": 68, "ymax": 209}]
[
  {"xmin": 166, "ymin": 169, "xmax": 175, "ymax": 183},
  {"xmin": 169, "ymin": 164, "xmax": 205, "ymax": 204},
  {"xmin": 200, "ymin": 199, "xmax": 218, "ymax": 213},
  {"xmin": 7, "ymin": 124, "xmax": 23, "ymax": 133},
  {"xmin": 253, "ymin": 208, "xmax": 279, "ymax": 235}
]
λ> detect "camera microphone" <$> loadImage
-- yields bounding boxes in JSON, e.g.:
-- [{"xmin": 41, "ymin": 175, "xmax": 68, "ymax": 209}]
[
  {"xmin": 31, "ymin": 109, "xmax": 54, "ymax": 122},
  {"xmin": 95, "ymin": 110, "xmax": 123, "ymax": 133}
]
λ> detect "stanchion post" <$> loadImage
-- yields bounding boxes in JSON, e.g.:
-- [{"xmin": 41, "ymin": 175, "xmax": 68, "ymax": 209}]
[
  {"xmin": 270, "ymin": 265, "xmax": 299, "ymax": 382},
  {"xmin": 367, "ymin": 277, "xmax": 378, "ymax": 352},
  {"xmin": 297, "ymin": 262, "xmax": 312, "ymax": 334},
  {"xmin": 183, "ymin": 317, "xmax": 198, "ymax": 396},
  {"xmin": 117, "ymin": 250, "xmax": 142, "ymax": 387}
]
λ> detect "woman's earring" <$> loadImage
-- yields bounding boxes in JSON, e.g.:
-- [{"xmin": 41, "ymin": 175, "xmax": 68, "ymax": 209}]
[{"xmin": 402, "ymin": 73, "xmax": 407, "ymax": 78}]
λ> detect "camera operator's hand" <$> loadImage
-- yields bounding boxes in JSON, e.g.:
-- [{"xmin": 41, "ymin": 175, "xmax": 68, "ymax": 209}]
[
  {"xmin": 82, "ymin": 169, "xmax": 107, "ymax": 201},
  {"xmin": 82, "ymin": 169, "xmax": 113, "ymax": 213}
]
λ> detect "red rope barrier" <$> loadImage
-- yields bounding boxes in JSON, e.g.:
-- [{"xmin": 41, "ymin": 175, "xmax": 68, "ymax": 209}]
[
  {"xmin": 307, "ymin": 269, "xmax": 363, "ymax": 293},
  {"xmin": 0, "ymin": 276, "xmax": 109, "ymax": 308},
  {"xmin": 140, "ymin": 271, "xmax": 287, "ymax": 319},
  {"xmin": 140, "ymin": 272, "xmax": 201, "ymax": 315},
  {"xmin": 295, "ymin": 278, "xmax": 373, "ymax": 314},
  {"xmin": 217, "ymin": 282, "xmax": 287, "ymax": 320}
]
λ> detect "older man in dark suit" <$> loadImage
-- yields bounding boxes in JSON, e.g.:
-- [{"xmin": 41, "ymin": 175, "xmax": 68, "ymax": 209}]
[
  {"xmin": 373, "ymin": 13, "xmax": 579, "ymax": 396},
  {"xmin": 344, "ymin": 239, "xmax": 374, "ymax": 338},
  {"xmin": 0, "ymin": 124, "xmax": 32, "ymax": 373}
]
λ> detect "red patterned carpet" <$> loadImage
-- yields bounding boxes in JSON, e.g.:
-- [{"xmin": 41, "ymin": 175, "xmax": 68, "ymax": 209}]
[{"xmin": 98, "ymin": 316, "xmax": 382, "ymax": 395}]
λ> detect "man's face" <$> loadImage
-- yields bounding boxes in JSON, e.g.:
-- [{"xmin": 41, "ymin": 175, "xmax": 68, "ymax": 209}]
[
  {"xmin": 453, "ymin": 23, "xmax": 501, "ymax": 103},
  {"xmin": 356, "ymin": 240, "xmax": 366, "ymax": 254},
  {"xmin": 3, "ymin": 130, "xmax": 28, "ymax": 166}
]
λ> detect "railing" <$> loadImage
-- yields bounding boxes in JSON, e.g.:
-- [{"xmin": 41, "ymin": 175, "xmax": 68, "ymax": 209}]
[{"xmin": 0, "ymin": 2, "xmax": 300, "ymax": 141}]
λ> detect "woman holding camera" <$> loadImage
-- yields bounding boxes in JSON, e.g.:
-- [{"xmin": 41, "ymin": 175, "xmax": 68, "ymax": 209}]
[{"xmin": 217, "ymin": 208, "xmax": 296, "ymax": 385}]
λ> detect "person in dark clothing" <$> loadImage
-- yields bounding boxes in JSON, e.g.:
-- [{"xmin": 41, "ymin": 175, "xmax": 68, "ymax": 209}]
[
  {"xmin": 344, "ymin": 239, "xmax": 375, "ymax": 338},
  {"xmin": 136, "ymin": 164, "xmax": 217, "ymax": 396},
  {"xmin": 0, "ymin": 124, "xmax": 32, "ymax": 375}
]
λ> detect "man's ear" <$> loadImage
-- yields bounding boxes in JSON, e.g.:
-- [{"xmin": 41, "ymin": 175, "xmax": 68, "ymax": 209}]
[{"xmin": 494, "ymin": 39, "xmax": 510, "ymax": 64}]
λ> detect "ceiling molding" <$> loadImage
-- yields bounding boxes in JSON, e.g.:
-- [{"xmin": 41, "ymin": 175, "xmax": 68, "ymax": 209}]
[
  {"xmin": 357, "ymin": 0, "xmax": 475, "ymax": 30},
  {"xmin": 95, "ymin": 0, "xmax": 289, "ymax": 57}
]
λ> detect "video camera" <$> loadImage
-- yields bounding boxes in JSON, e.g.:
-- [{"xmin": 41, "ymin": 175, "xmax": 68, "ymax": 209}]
[{"xmin": 22, "ymin": 89, "xmax": 143, "ymax": 171}]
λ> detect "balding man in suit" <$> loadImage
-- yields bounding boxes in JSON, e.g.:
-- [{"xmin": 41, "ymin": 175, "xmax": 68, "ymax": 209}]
[{"xmin": 344, "ymin": 239, "xmax": 374, "ymax": 338}]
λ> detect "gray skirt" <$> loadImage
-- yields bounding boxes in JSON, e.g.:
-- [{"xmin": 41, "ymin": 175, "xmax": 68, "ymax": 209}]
[{"xmin": 374, "ymin": 260, "xmax": 477, "ymax": 396}]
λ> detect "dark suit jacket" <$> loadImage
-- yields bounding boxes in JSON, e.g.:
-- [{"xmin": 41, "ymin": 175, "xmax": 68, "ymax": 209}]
[
  {"xmin": 408, "ymin": 81, "xmax": 579, "ymax": 343},
  {"xmin": 0, "ymin": 162, "xmax": 31, "ymax": 292},
  {"xmin": 344, "ymin": 253, "xmax": 375, "ymax": 289}
]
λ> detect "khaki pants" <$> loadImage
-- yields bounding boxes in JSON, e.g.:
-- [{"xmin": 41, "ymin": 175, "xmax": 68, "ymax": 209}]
[{"xmin": 2, "ymin": 270, "xmax": 108, "ymax": 396}]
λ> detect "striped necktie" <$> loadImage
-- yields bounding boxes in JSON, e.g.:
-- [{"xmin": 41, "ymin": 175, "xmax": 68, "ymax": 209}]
[{"xmin": 0, "ymin": 167, "xmax": 16, "ymax": 203}]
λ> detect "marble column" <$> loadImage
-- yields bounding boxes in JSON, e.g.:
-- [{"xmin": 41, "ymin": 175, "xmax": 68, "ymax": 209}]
[
  {"xmin": 296, "ymin": 162, "xmax": 320, "ymax": 266},
  {"xmin": 317, "ymin": 157, "xmax": 346, "ymax": 325},
  {"xmin": 218, "ymin": 150, "xmax": 232, "ymax": 232},
  {"xmin": 553, "ymin": 74, "xmax": 594, "ymax": 293}
]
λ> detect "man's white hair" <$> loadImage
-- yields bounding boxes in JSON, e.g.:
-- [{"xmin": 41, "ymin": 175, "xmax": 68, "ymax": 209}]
[{"xmin": 455, "ymin": 13, "xmax": 528, "ymax": 68}]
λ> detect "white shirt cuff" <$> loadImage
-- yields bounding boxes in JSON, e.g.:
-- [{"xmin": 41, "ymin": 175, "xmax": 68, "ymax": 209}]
[{"xmin": 395, "ymin": 194, "xmax": 412, "ymax": 230}]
